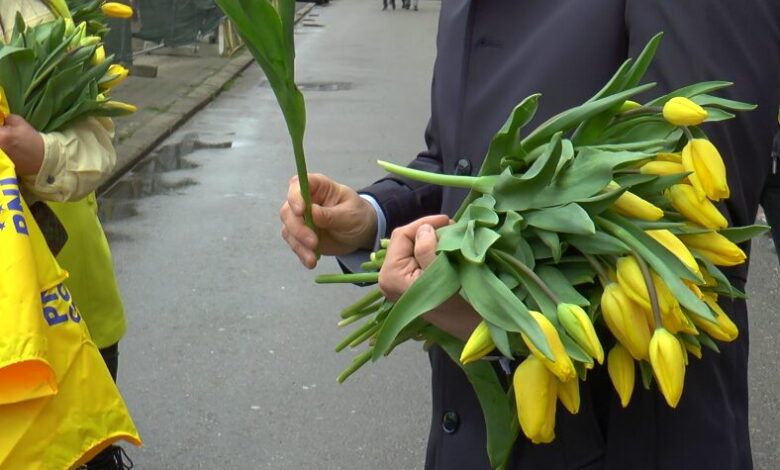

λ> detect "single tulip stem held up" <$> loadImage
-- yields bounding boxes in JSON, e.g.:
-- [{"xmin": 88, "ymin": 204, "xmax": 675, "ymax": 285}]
[
  {"xmin": 632, "ymin": 252, "xmax": 663, "ymax": 328},
  {"xmin": 490, "ymin": 249, "xmax": 562, "ymax": 305},
  {"xmin": 377, "ymin": 160, "xmax": 496, "ymax": 193}
]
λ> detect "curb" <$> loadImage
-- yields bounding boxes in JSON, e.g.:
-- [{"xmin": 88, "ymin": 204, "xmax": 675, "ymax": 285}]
[{"xmin": 99, "ymin": 2, "xmax": 317, "ymax": 194}]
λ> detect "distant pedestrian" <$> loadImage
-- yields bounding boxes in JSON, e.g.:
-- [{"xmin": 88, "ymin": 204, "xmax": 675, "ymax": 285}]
[
  {"xmin": 402, "ymin": 0, "xmax": 418, "ymax": 10},
  {"xmin": 383, "ymin": 0, "xmax": 395, "ymax": 11}
]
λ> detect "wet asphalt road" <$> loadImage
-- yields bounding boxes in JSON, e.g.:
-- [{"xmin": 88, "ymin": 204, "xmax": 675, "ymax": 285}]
[{"xmin": 100, "ymin": 1, "xmax": 780, "ymax": 468}]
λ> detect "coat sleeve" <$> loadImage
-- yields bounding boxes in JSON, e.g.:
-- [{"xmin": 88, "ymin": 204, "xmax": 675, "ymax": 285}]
[
  {"xmin": 21, "ymin": 116, "xmax": 117, "ymax": 202},
  {"xmin": 359, "ymin": 76, "xmax": 445, "ymax": 235}
]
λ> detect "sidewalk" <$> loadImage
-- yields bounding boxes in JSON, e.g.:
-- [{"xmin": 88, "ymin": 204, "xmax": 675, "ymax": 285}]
[{"xmin": 101, "ymin": 2, "xmax": 316, "ymax": 193}]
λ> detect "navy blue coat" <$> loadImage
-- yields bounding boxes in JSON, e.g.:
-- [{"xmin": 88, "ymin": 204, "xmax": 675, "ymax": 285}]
[{"xmin": 362, "ymin": 1, "xmax": 780, "ymax": 468}]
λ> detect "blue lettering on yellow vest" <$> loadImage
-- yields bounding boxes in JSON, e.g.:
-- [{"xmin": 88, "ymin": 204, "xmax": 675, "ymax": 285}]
[{"xmin": 41, "ymin": 285, "xmax": 81, "ymax": 326}]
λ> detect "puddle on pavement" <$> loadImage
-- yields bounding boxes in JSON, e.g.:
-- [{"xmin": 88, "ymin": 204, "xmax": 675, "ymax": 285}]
[{"xmin": 99, "ymin": 133, "xmax": 232, "ymax": 222}]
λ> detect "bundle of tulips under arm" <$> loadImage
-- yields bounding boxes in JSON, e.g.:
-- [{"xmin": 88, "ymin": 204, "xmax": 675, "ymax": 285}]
[
  {"xmin": 0, "ymin": 1, "xmax": 136, "ymax": 130},
  {"xmin": 316, "ymin": 34, "xmax": 766, "ymax": 469}
]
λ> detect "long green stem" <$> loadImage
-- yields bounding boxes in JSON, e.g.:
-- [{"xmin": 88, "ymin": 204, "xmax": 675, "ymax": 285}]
[
  {"xmin": 682, "ymin": 126, "xmax": 695, "ymax": 141},
  {"xmin": 583, "ymin": 254, "xmax": 610, "ymax": 287},
  {"xmin": 315, "ymin": 273, "xmax": 379, "ymax": 284},
  {"xmin": 292, "ymin": 138, "xmax": 317, "ymax": 243},
  {"xmin": 340, "ymin": 289, "xmax": 383, "ymax": 318},
  {"xmin": 618, "ymin": 105, "xmax": 663, "ymax": 119},
  {"xmin": 490, "ymin": 249, "xmax": 561, "ymax": 305},
  {"xmin": 337, "ymin": 348, "xmax": 373, "ymax": 383},
  {"xmin": 633, "ymin": 252, "xmax": 663, "ymax": 328},
  {"xmin": 377, "ymin": 160, "xmax": 496, "ymax": 192}
]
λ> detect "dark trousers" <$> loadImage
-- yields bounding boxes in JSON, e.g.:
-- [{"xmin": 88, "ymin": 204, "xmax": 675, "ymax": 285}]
[
  {"xmin": 383, "ymin": 0, "xmax": 395, "ymax": 9},
  {"xmin": 84, "ymin": 343, "xmax": 122, "ymax": 467}
]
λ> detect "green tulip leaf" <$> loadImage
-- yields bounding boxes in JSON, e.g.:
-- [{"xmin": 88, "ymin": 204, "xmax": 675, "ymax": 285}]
[
  {"xmin": 461, "ymin": 257, "xmax": 552, "ymax": 359},
  {"xmin": 487, "ymin": 322, "xmax": 513, "ymax": 359},
  {"xmin": 647, "ymin": 81, "xmax": 733, "ymax": 107},
  {"xmin": 566, "ymin": 231, "xmax": 630, "ymax": 256},
  {"xmin": 462, "ymin": 221, "xmax": 502, "ymax": 263},
  {"xmin": 718, "ymin": 224, "xmax": 770, "ymax": 244},
  {"xmin": 525, "ymin": 204, "xmax": 596, "ymax": 235},
  {"xmin": 437, "ymin": 221, "xmax": 469, "ymax": 253},
  {"xmin": 531, "ymin": 228, "xmax": 562, "ymax": 262},
  {"xmin": 692, "ymin": 94, "xmax": 757, "ymax": 112},
  {"xmin": 372, "ymin": 254, "xmax": 461, "ymax": 360},
  {"xmin": 536, "ymin": 265, "xmax": 590, "ymax": 307}
]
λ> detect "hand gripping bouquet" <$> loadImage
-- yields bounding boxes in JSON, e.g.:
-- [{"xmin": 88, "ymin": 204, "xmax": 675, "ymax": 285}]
[
  {"xmin": 0, "ymin": 0, "xmax": 136, "ymax": 131},
  {"xmin": 212, "ymin": 5, "xmax": 763, "ymax": 468}
]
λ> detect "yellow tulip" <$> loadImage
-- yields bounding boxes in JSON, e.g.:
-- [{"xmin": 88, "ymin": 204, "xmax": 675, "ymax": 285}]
[
  {"xmin": 616, "ymin": 256, "xmax": 676, "ymax": 319},
  {"xmin": 678, "ymin": 231, "xmax": 747, "ymax": 267},
  {"xmin": 92, "ymin": 45, "xmax": 106, "ymax": 65},
  {"xmin": 557, "ymin": 377, "xmax": 580, "ymax": 414},
  {"xmin": 557, "ymin": 303, "xmax": 604, "ymax": 364},
  {"xmin": 699, "ymin": 265, "xmax": 718, "ymax": 286},
  {"xmin": 600, "ymin": 283, "xmax": 652, "ymax": 360},
  {"xmin": 691, "ymin": 294, "xmax": 739, "ymax": 342},
  {"xmin": 619, "ymin": 100, "xmax": 641, "ymax": 113},
  {"xmin": 100, "ymin": 64, "xmax": 130, "ymax": 91},
  {"xmin": 460, "ymin": 321, "xmax": 495, "ymax": 364},
  {"xmin": 102, "ymin": 2, "xmax": 135, "ymax": 19},
  {"xmin": 662, "ymin": 96, "xmax": 708, "ymax": 126},
  {"xmin": 657, "ymin": 152, "xmax": 682, "ymax": 163},
  {"xmin": 514, "ymin": 356, "xmax": 557, "ymax": 444},
  {"xmin": 684, "ymin": 340, "xmax": 703, "ymax": 359},
  {"xmin": 667, "ymin": 184, "xmax": 728, "ymax": 229},
  {"xmin": 0, "ymin": 86, "xmax": 9, "ymax": 126},
  {"xmin": 660, "ymin": 304, "xmax": 698, "ymax": 335},
  {"xmin": 103, "ymin": 100, "xmax": 138, "ymax": 113},
  {"xmin": 607, "ymin": 181, "xmax": 664, "ymax": 221},
  {"xmin": 645, "ymin": 229, "xmax": 701, "ymax": 277},
  {"xmin": 607, "ymin": 344, "xmax": 635, "ymax": 408},
  {"xmin": 682, "ymin": 139, "xmax": 730, "ymax": 201},
  {"xmin": 649, "ymin": 328, "xmax": 686, "ymax": 408},
  {"xmin": 640, "ymin": 161, "xmax": 687, "ymax": 176},
  {"xmin": 522, "ymin": 311, "xmax": 576, "ymax": 382}
]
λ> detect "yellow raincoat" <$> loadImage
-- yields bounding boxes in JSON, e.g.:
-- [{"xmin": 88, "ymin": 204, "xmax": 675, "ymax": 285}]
[{"xmin": 0, "ymin": 152, "xmax": 140, "ymax": 469}]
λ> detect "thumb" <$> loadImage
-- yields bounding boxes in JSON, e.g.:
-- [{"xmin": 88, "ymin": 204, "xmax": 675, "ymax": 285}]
[{"xmin": 414, "ymin": 224, "xmax": 438, "ymax": 269}]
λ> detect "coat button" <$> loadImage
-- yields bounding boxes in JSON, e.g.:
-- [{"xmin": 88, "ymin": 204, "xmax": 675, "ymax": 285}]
[
  {"xmin": 441, "ymin": 410, "xmax": 460, "ymax": 434},
  {"xmin": 46, "ymin": 175, "xmax": 56, "ymax": 184},
  {"xmin": 454, "ymin": 158, "xmax": 472, "ymax": 175}
]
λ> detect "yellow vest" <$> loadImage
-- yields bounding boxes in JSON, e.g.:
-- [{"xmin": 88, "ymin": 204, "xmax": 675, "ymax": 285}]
[
  {"xmin": 2, "ymin": 0, "xmax": 127, "ymax": 349},
  {"xmin": 0, "ymin": 152, "xmax": 141, "ymax": 469}
]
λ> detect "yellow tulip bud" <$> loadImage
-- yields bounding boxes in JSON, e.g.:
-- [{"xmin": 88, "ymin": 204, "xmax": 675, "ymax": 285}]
[
  {"xmin": 640, "ymin": 161, "xmax": 687, "ymax": 176},
  {"xmin": 100, "ymin": 64, "xmax": 130, "ymax": 91},
  {"xmin": 607, "ymin": 344, "xmax": 635, "ymax": 408},
  {"xmin": 682, "ymin": 139, "xmax": 730, "ymax": 201},
  {"xmin": 645, "ymin": 229, "xmax": 701, "ymax": 277},
  {"xmin": 691, "ymin": 294, "xmax": 739, "ymax": 342},
  {"xmin": 661, "ymin": 304, "xmax": 698, "ymax": 335},
  {"xmin": 619, "ymin": 100, "xmax": 642, "ymax": 113},
  {"xmin": 103, "ymin": 100, "xmax": 138, "ymax": 113},
  {"xmin": 557, "ymin": 303, "xmax": 604, "ymax": 364},
  {"xmin": 667, "ymin": 184, "xmax": 728, "ymax": 229},
  {"xmin": 102, "ymin": 2, "xmax": 135, "ymax": 19},
  {"xmin": 460, "ymin": 321, "xmax": 495, "ymax": 365},
  {"xmin": 80, "ymin": 35, "xmax": 101, "ymax": 47},
  {"xmin": 514, "ymin": 356, "xmax": 557, "ymax": 444},
  {"xmin": 600, "ymin": 283, "xmax": 652, "ymax": 360},
  {"xmin": 557, "ymin": 377, "xmax": 580, "ymax": 414},
  {"xmin": 657, "ymin": 152, "xmax": 682, "ymax": 163},
  {"xmin": 92, "ymin": 45, "xmax": 106, "ymax": 65},
  {"xmin": 649, "ymin": 328, "xmax": 686, "ymax": 408},
  {"xmin": 662, "ymin": 96, "xmax": 708, "ymax": 126},
  {"xmin": 0, "ymin": 86, "xmax": 9, "ymax": 126},
  {"xmin": 699, "ymin": 265, "xmax": 718, "ymax": 286},
  {"xmin": 678, "ymin": 231, "xmax": 747, "ymax": 267},
  {"xmin": 607, "ymin": 181, "xmax": 664, "ymax": 221},
  {"xmin": 64, "ymin": 17, "xmax": 75, "ymax": 36},
  {"xmin": 684, "ymin": 340, "xmax": 703, "ymax": 359},
  {"xmin": 616, "ymin": 256, "xmax": 677, "ymax": 320},
  {"xmin": 522, "ymin": 311, "xmax": 576, "ymax": 382}
]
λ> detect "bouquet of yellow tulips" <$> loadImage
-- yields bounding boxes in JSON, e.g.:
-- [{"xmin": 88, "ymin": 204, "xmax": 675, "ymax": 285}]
[
  {"xmin": 0, "ymin": 1, "xmax": 136, "ymax": 131},
  {"xmin": 316, "ymin": 34, "xmax": 764, "ymax": 469}
]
